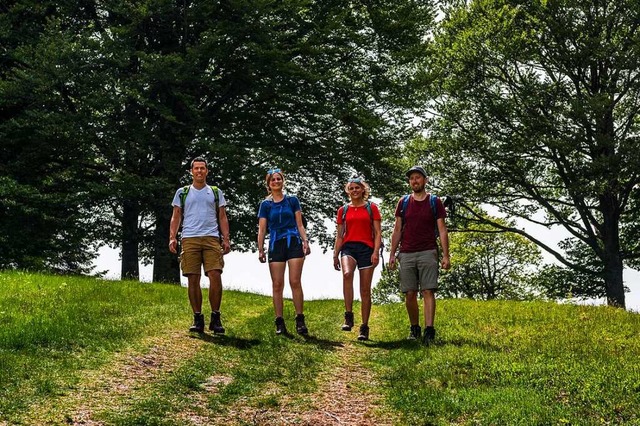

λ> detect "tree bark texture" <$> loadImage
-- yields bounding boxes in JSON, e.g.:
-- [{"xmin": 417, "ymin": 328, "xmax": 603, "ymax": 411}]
[{"xmin": 120, "ymin": 199, "xmax": 140, "ymax": 280}]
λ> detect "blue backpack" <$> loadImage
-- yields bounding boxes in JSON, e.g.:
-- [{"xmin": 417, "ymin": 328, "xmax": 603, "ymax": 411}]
[
  {"xmin": 399, "ymin": 193, "xmax": 440, "ymax": 237},
  {"xmin": 263, "ymin": 195, "xmax": 307, "ymax": 228}
]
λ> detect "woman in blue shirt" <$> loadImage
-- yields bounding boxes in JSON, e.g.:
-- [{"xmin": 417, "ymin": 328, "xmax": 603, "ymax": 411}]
[{"xmin": 258, "ymin": 169, "xmax": 310, "ymax": 335}]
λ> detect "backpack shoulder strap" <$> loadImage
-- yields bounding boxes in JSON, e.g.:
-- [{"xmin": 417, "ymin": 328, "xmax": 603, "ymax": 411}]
[
  {"xmin": 210, "ymin": 185, "xmax": 220, "ymax": 210},
  {"xmin": 365, "ymin": 201, "xmax": 375, "ymax": 239},
  {"xmin": 430, "ymin": 193, "xmax": 440, "ymax": 237},
  {"xmin": 341, "ymin": 203, "xmax": 349, "ymax": 223},
  {"xmin": 400, "ymin": 194, "xmax": 411, "ymax": 225},
  {"xmin": 179, "ymin": 185, "xmax": 190, "ymax": 210},
  {"xmin": 365, "ymin": 201, "xmax": 374, "ymax": 227},
  {"xmin": 364, "ymin": 201, "xmax": 373, "ymax": 219},
  {"xmin": 208, "ymin": 185, "xmax": 222, "ymax": 241},
  {"xmin": 430, "ymin": 194, "xmax": 437, "ymax": 216},
  {"xmin": 340, "ymin": 204, "xmax": 349, "ymax": 237}
]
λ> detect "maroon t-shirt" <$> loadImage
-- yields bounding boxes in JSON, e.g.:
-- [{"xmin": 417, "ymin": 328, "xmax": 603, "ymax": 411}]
[{"xmin": 394, "ymin": 194, "xmax": 446, "ymax": 253}]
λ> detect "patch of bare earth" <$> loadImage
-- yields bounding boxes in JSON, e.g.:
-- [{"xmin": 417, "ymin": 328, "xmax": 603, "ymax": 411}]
[
  {"xmin": 24, "ymin": 332, "xmax": 209, "ymax": 425},
  {"xmin": 173, "ymin": 374, "xmax": 234, "ymax": 425},
  {"xmin": 209, "ymin": 342, "xmax": 395, "ymax": 426}
]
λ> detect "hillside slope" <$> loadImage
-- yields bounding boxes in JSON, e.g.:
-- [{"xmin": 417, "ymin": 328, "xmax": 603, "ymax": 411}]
[{"xmin": 1, "ymin": 272, "xmax": 639, "ymax": 425}]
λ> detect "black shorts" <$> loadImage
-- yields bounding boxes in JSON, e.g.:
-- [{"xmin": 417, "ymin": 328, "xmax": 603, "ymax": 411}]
[
  {"xmin": 340, "ymin": 242, "xmax": 374, "ymax": 270},
  {"xmin": 268, "ymin": 237, "xmax": 305, "ymax": 263}
]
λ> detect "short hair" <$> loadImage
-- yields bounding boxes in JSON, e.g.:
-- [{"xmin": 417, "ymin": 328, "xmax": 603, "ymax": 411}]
[{"xmin": 190, "ymin": 157, "xmax": 208, "ymax": 169}]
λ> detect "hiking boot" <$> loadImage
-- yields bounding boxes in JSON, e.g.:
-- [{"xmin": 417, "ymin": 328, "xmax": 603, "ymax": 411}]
[
  {"xmin": 189, "ymin": 313, "xmax": 205, "ymax": 333},
  {"xmin": 209, "ymin": 311, "xmax": 225, "ymax": 335},
  {"xmin": 275, "ymin": 316, "xmax": 287, "ymax": 335},
  {"xmin": 295, "ymin": 314, "xmax": 309, "ymax": 335},
  {"xmin": 341, "ymin": 311, "xmax": 354, "ymax": 331},
  {"xmin": 423, "ymin": 326, "xmax": 436, "ymax": 346},
  {"xmin": 407, "ymin": 324, "xmax": 421, "ymax": 341},
  {"xmin": 357, "ymin": 324, "xmax": 369, "ymax": 341}
]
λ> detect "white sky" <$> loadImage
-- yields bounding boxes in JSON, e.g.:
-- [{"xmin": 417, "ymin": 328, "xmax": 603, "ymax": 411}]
[
  {"xmin": 96, "ymin": 237, "xmax": 640, "ymax": 312},
  {"xmin": 96, "ymin": 243, "xmax": 370, "ymax": 300}
]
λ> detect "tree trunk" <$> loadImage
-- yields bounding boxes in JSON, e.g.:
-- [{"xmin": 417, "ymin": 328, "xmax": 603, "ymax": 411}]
[
  {"xmin": 601, "ymin": 195, "xmax": 625, "ymax": 308},
  {"xmin": 121, "ymin": 199, "xmax": 140, "ymax": 280},
  {"xmin": 603, "ymin": 254, "xmax": 625, "ymax": 308},
  {"xmin": 153, "ymin": 205, "xmax": 181, "ymax": 283}
]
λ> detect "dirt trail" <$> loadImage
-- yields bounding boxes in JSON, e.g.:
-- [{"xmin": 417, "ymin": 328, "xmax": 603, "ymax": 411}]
[
  {"xmin": 21, "ymin": 332, "xmax": 395, "ymax": 426},
  {"xmin": 207, "ymin": 340, "xmax": 395, "ymax": 426},
  {"xmin": 24, "ymin": 332, "xmax": 207, "ymax": 425}
]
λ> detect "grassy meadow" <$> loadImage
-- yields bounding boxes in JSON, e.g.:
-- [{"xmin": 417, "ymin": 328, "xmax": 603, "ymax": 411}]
[{"xmin": 1, "ymin": 271, "xmax": 640, "ymax": 425}]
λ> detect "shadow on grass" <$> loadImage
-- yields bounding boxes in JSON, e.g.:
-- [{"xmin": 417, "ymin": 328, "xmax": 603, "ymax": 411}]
[
  {"xmin": 365, "ymin": 337, "xmax": 502, "ymax": 352},
  {"xmin": 364, "ymin": 339, "xmax": 425, "ymax": 350},
  {"xmin": 189, "ymin": 333, "xmax": 261, "ymax": 349},
  {"xmin": 300, "ymin": 334, "xmax": 344, "ymax": 351}
]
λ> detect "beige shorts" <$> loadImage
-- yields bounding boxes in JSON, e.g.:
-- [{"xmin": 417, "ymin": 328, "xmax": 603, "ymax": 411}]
[{"xmin": 180, "ymin": 236, "xmax": 224, "ymax": 276}]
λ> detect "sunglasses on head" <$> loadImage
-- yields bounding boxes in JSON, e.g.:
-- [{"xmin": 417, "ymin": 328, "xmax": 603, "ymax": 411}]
[
  {"xmin": 348, "ymin": 177, "xmax": 362, "ymax": 183},
  {"xmin": 267, "ymin": 168, "xmax": 281, "ymax": 175}
]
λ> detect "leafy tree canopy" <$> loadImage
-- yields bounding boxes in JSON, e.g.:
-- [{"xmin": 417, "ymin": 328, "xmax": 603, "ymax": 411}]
[{"xmin": 422, "ymin": 0, "xmax": 640, "ymax": 307}]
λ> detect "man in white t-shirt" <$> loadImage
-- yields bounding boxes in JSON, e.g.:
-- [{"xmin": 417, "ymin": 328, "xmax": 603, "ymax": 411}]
[{"xmin": 169, "ymin": 157, "xmax": 231, "ymax": 334}]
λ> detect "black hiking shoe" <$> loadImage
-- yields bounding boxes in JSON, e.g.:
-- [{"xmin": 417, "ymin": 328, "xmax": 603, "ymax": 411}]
[
  {"xmin": 341, "ymin": 311, "xmax": 354, "ymax": 331},
  {"xmin": 275, "ymin": 316, "xmax": 287, "ymax": 335},
  {"xmin": 357, "ymin": 324, "xmax": 369, "ymax": 341},
  {"xmin": 209, "ymin": 311, "xmax": 225, "ymax": 335},
  {"xmin": 423, "ymin": 326, "xmax": 436, "ymax": 346},
  {"xmin": 189, "ymin": 313, "xmax": 205, "ymax": 333},
  {"xmin": 295, "ymin": 314, "xmax": 309, "ymax": 335},
  {"xmin": 408, "ymin": 324, "xmax": 421, "ymax": 341}
]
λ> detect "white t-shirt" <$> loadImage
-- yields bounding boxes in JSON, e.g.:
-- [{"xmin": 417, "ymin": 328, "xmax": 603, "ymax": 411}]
[{"xmin": 172, "ymin": 185, "xmax": 227, "ymax": 238}]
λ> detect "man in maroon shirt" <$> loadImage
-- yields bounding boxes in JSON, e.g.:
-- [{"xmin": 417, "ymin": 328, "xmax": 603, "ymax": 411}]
[{"xmin": 389, "ymin": 166, "xmax": 451, "ymax": 344}]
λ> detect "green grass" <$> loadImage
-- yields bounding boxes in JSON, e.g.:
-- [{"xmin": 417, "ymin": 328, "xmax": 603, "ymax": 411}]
[
  {"xmin": 0, "ymin": 271, "xmax": 187, "ymax": 418},
  {"xmin": 1, "ymin": 271, "xmax": 640, "ymax": 425},
  {"xmin": 367, "ymin": 300, "xmax": 640, "ymax": 425}
]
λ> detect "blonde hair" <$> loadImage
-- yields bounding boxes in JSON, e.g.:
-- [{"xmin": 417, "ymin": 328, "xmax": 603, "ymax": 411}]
[{"xmin": 344, "ymin": 179, "xmax": 371, "ymax": 201}]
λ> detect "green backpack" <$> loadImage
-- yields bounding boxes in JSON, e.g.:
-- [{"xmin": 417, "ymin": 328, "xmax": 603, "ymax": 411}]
[{"xmin": 179, "ymin": 185, "xmax": 221, "ymax": 239}]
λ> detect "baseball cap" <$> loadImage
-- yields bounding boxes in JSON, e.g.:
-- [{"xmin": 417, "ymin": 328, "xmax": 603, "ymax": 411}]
[{"xmin": 406, "ymin": 166, "xmax": 427, "ymax": 178}]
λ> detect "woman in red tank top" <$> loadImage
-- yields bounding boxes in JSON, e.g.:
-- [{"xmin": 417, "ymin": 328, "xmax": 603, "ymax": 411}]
[{"xmin": 333, "ymin": 177, "xmax": 382, "ymax": 341}]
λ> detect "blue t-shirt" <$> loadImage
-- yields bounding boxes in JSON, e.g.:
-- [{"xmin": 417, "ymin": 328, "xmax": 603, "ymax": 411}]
[
  {"xmin": 258, "ymin": 195, "xmax": 301, "ymax": 245},
  {"xmin": 172, "ymin": 185, "xmax": 227, "ymax": 238}
]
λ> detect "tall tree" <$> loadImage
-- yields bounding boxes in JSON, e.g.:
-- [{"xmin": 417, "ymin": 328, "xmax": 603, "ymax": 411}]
[
  {"xmin": 0, "ymin": 1, "xmax": 108, "ymax": 273},
  {"xmin": 90, "ymin": 0, "xmax": 204, "ymax": 282},
  {"xmin": 1, "ymin": 0, "xmax": 434, "ymax": 279},
  {"xmin": 425, "ymin": 0, "xmax": 640, "ymax": 307},
  {"xmin": 145, "ymin": 0, "xmax": 435, "ymax": 279}
]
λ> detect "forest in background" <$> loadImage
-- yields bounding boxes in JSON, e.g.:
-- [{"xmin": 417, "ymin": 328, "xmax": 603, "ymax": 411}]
[{"xmin": 2, "ymin": 0, "xmax": 639, "ymax": 308}]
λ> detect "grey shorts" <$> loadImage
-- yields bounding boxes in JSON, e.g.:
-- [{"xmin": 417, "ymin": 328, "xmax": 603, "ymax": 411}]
[{"xmin": 398, "ymin": 249, "xmax": 439, "ymax": 293}]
